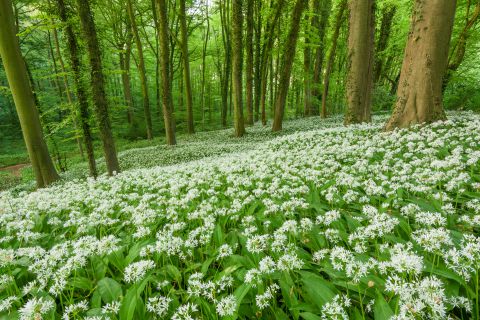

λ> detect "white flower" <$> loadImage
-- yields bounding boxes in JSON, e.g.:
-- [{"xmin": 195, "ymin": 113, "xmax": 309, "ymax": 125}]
[
  {"xmin": 217, "ymin": 244, "xmax": 233, "ymax": 260},
  {"xmin": 19, "ymin": 297, "xmax": 55, "ymax": 320},
  {"xmin": 216, "ymin": 295, "xmax": 237, "ymax": 317},
  {"xmin": 124, "ymin": 260, "xmax": 155, "ymax": 283},
  {"xmin": 256, "ymin": 284, "xmax": 280, "ymax": 310},
  {"xmin": 146, "ymin": 296, "xmax": 171, "ymax": 317},
  {"xmin": 102, "ymin": 300, "xmax": 121, "ymax": 314}
]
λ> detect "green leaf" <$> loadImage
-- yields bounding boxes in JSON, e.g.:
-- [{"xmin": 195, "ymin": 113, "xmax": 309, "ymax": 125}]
[
  {"xmin": 69, "ymin": 276, "xmax": 93, "ymax": 290},
  {"xmin": 374, "ymin": 292, "xmax": 394, "ymax": 320},
  {"xmin": 299, "ymin": 271, "xmax": 337, "ymax": 311},
  {"xmin": 119, "ymin": 277, "xmax": 149, "ymax": 320},
  {"xmin": 234, "ymin": 283, "xmax": 252, "ymax": 307},
  {"xmin": 97, "ymin": 277, "xmax": 123, "ymax": 303},
  {"xmin": 300, "ymin": 312, "xmax": 322, "ymax": 320}
]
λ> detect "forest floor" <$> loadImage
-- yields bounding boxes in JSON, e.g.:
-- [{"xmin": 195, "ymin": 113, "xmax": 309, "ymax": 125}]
[
  {"xmin": 0, "ymin": 163, "xmax": 30, "ymax": 177},
  {"xmin": 0, "ymin": 111, "xmax": 479, "ymax": 319}
]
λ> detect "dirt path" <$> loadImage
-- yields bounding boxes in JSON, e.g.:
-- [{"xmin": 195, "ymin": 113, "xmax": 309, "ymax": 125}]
[{"xmin": 0, "ymin": 163, "xmax": 30, "ymax": 177}]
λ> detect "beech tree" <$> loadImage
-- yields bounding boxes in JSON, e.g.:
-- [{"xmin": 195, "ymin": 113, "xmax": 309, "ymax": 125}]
[
  {"xmin": 344, "ymin": 0, "xmax": 375, "ymax": 125},
  {"xmin": 0, "ymin": 0, "xmax": 59, "ymax": 188},
  {"xmin": 385, "ymin": 0, "xmax": 457, "ymax": 130}
]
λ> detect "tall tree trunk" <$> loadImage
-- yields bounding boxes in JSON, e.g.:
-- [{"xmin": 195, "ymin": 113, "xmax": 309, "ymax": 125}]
[
  {"xmin": 443, "ymin": 0, "xmax": 480, "ymax": 91},
  {"xmin": 219, "ymin": 0, "xmax": 231, "ymax": 128},
  {"xmin": 76, "ymin": 0, "xmax": 120, "ymax": 175},
  {"xmin": 253, "ymin": 0, "xmax": 262, "ymax": 122},
  {"xmin": 385, "ymin": 0, "xmax": 456, "ymax": 130},
  {"xmin": 51, "ymin": 24, "xmax": 84, "ymax": 159},
  {"xmin": 200, "ymin": 0, "xmax": 210, "ymax": 128},
  {"xmin": 271, "ymin": 0, "xmax": 306, "ymax": 132},
  {"xmin": 260, "ymin": 0, "xmax": 286, "ymax": 126},
  {"xmin": 320, "ymin": 0, "xmax": 347, "ymax": 118},
  {"xmin": 120, "ymin": 31, "xmax": 135, "ymax": 125},
  {"xmin": 179, "ymin": 0, "xmax": 195, "ymax": 134},
  {"xmin": 127, "ymin": 0, "xmax": 153, "ymax": 139},
  {"xmin": 245, "ymin": 0, "xmax": 254, "ymax": 125},
  {"xmin": 0, "ymin": 0, "xmax": 59, "ymax": 188},
  {"xmin": 303, "ymin": 0, "xmax": 312, "ymax": 116},
  {"xmin": 232, "ymin": 0, "xmax": 246, "ymax": 137},
  {"xmin": 374, "ymin": 4, "xmax": 396, "ymax": 83},
  {"xmin": 344, "ymin": 0, "xmax": 375, "ymax": 125},
  {"xmin": 311, "ymin": 0, "xmax": 332, "ymax": 110},
  {"xmin": 156, "ymin": 0, "xmax": 177, "ymax": 145},
  {"xmin": 57, "ymin": 0, "xmax": 97, "ymax": 177}
]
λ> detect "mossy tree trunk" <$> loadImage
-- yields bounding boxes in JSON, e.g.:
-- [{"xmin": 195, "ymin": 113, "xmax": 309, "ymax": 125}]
[
  {"xmin": 344, "ymin": 0, "xmax": 375, "ymax": 125},
  {"xmin": 76, "ymin": 0, "xmax": 120, "ymax": 175},
  {"xmin": 385, "ymin": 0, "xmax": 457, "ymax": 130},
  {"xmin": 0, "ymin": 0, "xmax": 60, "ymax": 188},
  {"xmin": 57, "ymin": 0, "xmax": 98, "ymax": 177}
]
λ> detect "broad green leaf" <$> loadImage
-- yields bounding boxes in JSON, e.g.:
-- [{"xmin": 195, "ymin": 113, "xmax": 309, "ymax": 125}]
[
  {"xmin": 97, "ymin": 277, "xmax": 123, "ymax": 303},
  {"xmin": 374, "ymin": 292, "xmax": 394, "ymax": 320},
  {"xmin": 299, "ymin": 271, "xmax": 337, "ymax": 310},
  {"xmin": 69, "ymin": 276, "xmax": 93, "ymax": 290}
]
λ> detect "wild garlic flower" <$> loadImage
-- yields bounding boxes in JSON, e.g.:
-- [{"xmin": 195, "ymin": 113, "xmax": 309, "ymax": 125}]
[
  {"xmin": 124, "ymin": 260, "xmax": 155, "ymax": 283},
  {"xmin": 146, "ymin": 296, "xmax": 171, "ymax": 317},
  {"xmin": 216, "ymin": 295, "xmax": 237, "ymax": 317}
]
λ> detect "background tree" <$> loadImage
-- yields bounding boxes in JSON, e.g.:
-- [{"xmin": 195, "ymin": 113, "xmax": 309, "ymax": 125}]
[
  {"xmin": 272, "ymin": 0, "xmax": 307, "ymax": 132},
  {"xmin": 179, "ymin": 0, "xmax": 195, "ymax": 134},
  {"xmin": 156, "ymin": 0, "xmax": 177, "ymax": 145},
  {"xmin": 126, "ymin": 0, "xmax": 153, "ymax": 139},
  {"xmin": 231, "ymin": 0, "xmax": 246, "ymax": 137}
]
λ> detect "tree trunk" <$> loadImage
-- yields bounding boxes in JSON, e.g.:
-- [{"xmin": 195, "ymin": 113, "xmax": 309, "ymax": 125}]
[
  {"xmin": 374, "ymin": 4, "xmax": 396, "ymax": 83},
  {"xmin": 385, "ymin": 0, "xmax": 456, "ymax": 130},
  {"xmin": 253, "ymin": 0, "xmax": 262, "ymax": 122},
  {"xmin": 200, "ymin": 0, "xmax": 210, "ymax": 128},
  {"xmin": 232, "ymin": 0, "xmax": 246, "ymax": 137},
  {"xmin": 344, "ymin": 0, "xmax": 375, "ymax": 125},
  {"xmin": 260, "ymin": 0, "xmax": 286, "ymax": 126},
  {"xmin": 245, "ymin": 0, "xmax": 254, "ymax": 125},
  {"xmin": 76, "ymin": 0, "xmax": 120, "ymax": 175},
  {"xmin": 320, "ymin": 0, "xmax": 346, "ymax": 118},
  {"xmin": 51, "ymin": 24, "xmax": 85, "ymax": 159},
  {"xmin": 57, "ymin": 0, "xmax": 97, "ymax": 177},
  {"xmin": 271, "ymin": 0, "xmax": 306, "ymax": 132},
  {"xmin": 219, "ymin": 0, "xmax": 231, "ymax": 128},
  {"xmin": 443, "ymin": 0, "xmax": 480, "ymax": 91},
  {"xmin": 179, "ymin": 0, "xmax": 195, "ymax": 134},
  {"xmin": 127, "ymin": 0, "xmax": 153, "ymax": 139},
  {"xmin": 156, "ymin": 0, "xmax": 177, "ymax": 145},
  {"xmin": 303, "ymin": 0, "xmax": 312, "ymax": 117},
  {"xmin": 120, "ymin": 31, "xmax": 135, "ymax": 125},
  {"xmin": 0, "ymin": 0, "xmax": 60, "ymax": 188},
  {"xmin": 311, "ymin": 0, "xmax": 332, "ymax": 110}
]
